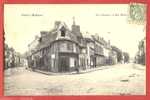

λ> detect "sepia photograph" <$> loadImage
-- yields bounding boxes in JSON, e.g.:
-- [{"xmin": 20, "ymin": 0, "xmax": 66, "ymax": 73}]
[{"xmin": 4, "ymin": 4, "xmax": 146, "ymax": 96}]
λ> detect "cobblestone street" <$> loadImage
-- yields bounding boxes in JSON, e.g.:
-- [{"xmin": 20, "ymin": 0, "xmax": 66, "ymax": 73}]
[{"xmin": 4, "ymin": 63, "xmax": 146, "ymax": 96}]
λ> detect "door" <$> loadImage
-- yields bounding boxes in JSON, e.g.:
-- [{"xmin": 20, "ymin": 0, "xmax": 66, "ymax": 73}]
[{"xmin": 59, "ymin": 56, "xmax": 69, "ymax": 72}]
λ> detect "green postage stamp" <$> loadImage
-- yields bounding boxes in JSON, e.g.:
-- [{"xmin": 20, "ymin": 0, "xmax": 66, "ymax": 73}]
[{"xmin": 128, "ymin": 3, "xmax": 146, "ymax": 24}]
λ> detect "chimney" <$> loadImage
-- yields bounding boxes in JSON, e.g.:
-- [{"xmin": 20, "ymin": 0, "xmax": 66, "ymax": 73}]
[
  {"xmin": 40, "ymin": 31, "xmax": 47, "ymax": 37},
  {"xmin": 54, "ymin": 21, "xmax": 61, "ymax": 29},
  {"xmin": 35, "ymin": 35, "xmax": 39, "ymax": 40},
  {"xmin": 72, "ymin": 17, "xmax": 80, "ymax": 34},
  {"xmin": 108, "ymin": 40, "xmax": 110, "ymax": 45}
]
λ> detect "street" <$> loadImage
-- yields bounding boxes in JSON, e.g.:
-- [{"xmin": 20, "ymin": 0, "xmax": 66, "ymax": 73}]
[{"xmin": 4, "ymin": 63, "xmax": 146, "ymax": 96}]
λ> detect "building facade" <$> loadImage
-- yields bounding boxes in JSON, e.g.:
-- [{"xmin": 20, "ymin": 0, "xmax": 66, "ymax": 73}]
[
  {"xmin": 28, "ymin": 21, "xmax": 81, "ymax": 72},
  {"xmin": 27, "ymin": 20, "xmax": 121, "ymax": 73}
]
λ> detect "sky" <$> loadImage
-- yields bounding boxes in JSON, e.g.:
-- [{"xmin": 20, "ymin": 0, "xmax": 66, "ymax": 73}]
[{"xmin": 4, "ymin": 4, "xmax": 146, "ymax": 58}]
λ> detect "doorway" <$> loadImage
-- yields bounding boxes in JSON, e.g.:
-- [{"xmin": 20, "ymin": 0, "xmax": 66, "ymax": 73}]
[{"xmin": 59, "ymin": 56, "xmax": 69, "ymax": 72}]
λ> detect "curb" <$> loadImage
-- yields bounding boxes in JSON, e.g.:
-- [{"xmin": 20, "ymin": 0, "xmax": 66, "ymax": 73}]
[{"xmin": 30, "ymin": 65, "xmax": 112, "ymax": 75}]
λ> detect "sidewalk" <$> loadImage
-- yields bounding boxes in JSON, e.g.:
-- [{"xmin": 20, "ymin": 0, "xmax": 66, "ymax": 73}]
[
  {"xmin": 132, "ymin": 63, "xmax": 146, "ymax": 70},
  {"xmin": 5, "ymin": 67, "xmax": 26, "ymax": 76},
  {"xmin": 31, "ymin": 65, "xmax": 116, "ymax": 75},
  {"xmin": 79, "ymin": 65, "xmax": 111, "ymax": 74}
]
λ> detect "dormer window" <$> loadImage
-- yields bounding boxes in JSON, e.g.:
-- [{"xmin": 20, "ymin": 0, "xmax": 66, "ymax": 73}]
[
  {"xmin": 60, "ymin": 26, "xmax": 66, "ymax": 37},
  {"xmin": 38, "ymin": 37, "xmax": 42, "ymax": 42}
]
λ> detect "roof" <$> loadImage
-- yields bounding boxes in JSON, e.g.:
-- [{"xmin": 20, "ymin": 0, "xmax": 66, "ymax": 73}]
[
  {"xmin": 84, "ymin": 37, "xmax": 95, "ymax": 43},
  {"xmin": 36, "ymin": 21, "xmax": 79, "ymax": 51},
  {"xmin": 36, "ymin": 31, "xmax": 58, "ymax": 50}
]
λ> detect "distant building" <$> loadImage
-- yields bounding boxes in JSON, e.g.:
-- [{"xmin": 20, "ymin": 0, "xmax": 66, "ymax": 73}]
[
  {"xmin": 111, "ymin": 45, "xmax": 123, "ymax": 63},
  {"xmin": 4, "ymin": 43, "xmax": 25, "ymax": 69},
  {"xmin": 28, "ymin": 35, "xmax": 39, "ymax": 55},
  {"xmin": 84, "ymin": 38, "xmax": 95, "ymax": 69}
]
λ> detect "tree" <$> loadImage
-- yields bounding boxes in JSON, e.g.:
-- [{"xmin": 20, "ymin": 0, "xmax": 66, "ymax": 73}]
[
  {"xmin": 123, "ymin": 52, "xmax": 130, "ymax": 63},
  {"xmin": 136, "ymin": 39, "xmax": 145, "ymax": 65}
]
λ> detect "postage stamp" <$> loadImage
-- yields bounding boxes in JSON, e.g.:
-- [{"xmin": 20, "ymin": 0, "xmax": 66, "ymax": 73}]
[{"xmin": 128, "ymin": 3, "xmax": 146, "ymax": 24}]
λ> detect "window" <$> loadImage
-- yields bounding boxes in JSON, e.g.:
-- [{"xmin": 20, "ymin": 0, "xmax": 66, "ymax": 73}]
[
  {"xmin": 67, "ymin": 42, "xmax": 73, "ymax": 51},
  {"xmin": 60, "ymin": 42, "xmax": 67, "ymax": 51},
  {"xmin": 60, "ymin": 26, "xmax": 66, "ymax": 37},
  {"xmin": 73, "ymin": 44, "xmax": 76, "ymax": 52},
  {"xmin": 38, "ymin": 37, "xmax": 42, "ymax": 42}
]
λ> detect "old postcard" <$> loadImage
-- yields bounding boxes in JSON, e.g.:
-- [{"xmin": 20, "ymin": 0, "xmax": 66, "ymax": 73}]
[{"xmin": 4, "ymin": 4, "xmax": 146, "ymax": 96}]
